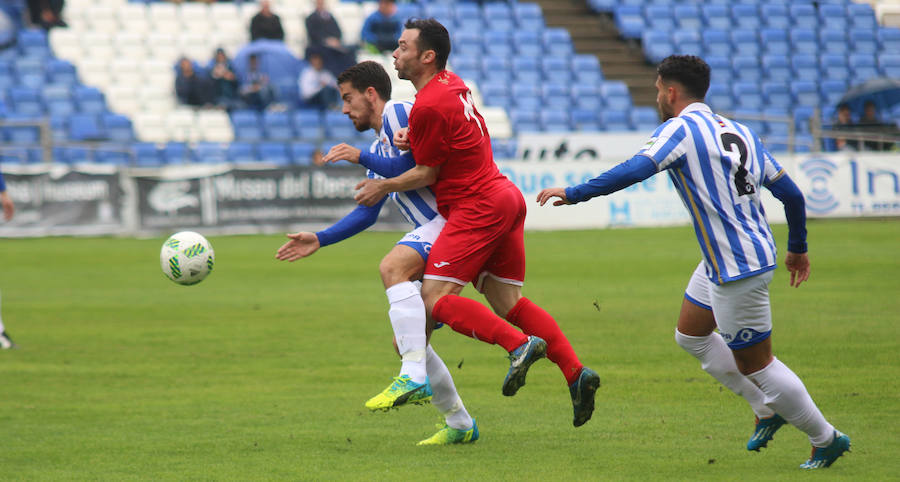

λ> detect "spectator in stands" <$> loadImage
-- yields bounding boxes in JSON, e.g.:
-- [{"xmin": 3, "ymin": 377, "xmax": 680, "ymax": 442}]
[
  {"xmin": 305, "ymin": 0, "xmax": 355, "ymax": 77},
  {"xmin": 299, "ymin": 51, "xmax": 339, "ymax": 110},
  {"xmin": 833, "ymin": 103, "xmax": 858, "ymax": 151},
  {"xmin": 858, "ymin": 100, "xmax": 896, "ymax": 151},
  {"xmin": 239, "ymin": 53, "xmax": 274, "ymax": 111},
  {"xmin": 175, "ymin": 57, "xmax": 214, "ymax": 107},
  {"xmin": 250, "ymin": 0, "xmax": 284, "ymax": 42},
  {"xmin": 208, "ymin": 48, "xmax": 238, "ymax": 109},
  {"xmin": 360, "ymin": 0, "xmax": 402, "ymax": 54},
  {"xmin": 26, "ymin": 0, "xmax": 65, "ymax": 29}
]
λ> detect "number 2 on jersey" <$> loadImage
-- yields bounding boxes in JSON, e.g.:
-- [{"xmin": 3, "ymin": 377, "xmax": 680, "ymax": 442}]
[{"xmin": 720, "ymin": 132, "xmax": 756, "ymax": 196}]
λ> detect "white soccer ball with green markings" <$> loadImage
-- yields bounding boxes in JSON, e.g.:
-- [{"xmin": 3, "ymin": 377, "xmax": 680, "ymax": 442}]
[{"xmin": 160, "ymin": 231, "xmax": 214, "ymax": 285}]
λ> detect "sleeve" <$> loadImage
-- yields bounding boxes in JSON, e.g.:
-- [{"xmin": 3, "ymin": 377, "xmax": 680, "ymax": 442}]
[
  {"xmin": 315, "ymin": 196, "xmax": 387, "ymax": 247},
  {"xmin": 408, "ymin": 105, "xmax": 450, "ymax": 167},
  {"xmin": 564, "ymin": 155, "xmax": 659, "ymax": 203},
  {"xmin": 635, "ymin": 119, "xmax": 690, "ymax": 171},
  {"xmin": 359, "ymin": 150, "xmax": 416, "ymax": 178},
  {"xmin": 759, "ymin": 146, "xmax": 786, "ymax": 186},
  {"xmin": 765, "ymin": 174, "xmax": 807, "ymax": 254}
]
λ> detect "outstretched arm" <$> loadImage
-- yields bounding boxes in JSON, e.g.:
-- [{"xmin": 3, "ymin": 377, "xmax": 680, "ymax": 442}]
[
  {"xmin": 275, "ymin": 197, "xmax": 386, "ymax": 261},
  {"xmin": 537, "ymin": 155, "xmax": 658, "ymax": 206},
  {"xmin": 766, "ymin": 174, "xmax": 809, "ymax": 287}
]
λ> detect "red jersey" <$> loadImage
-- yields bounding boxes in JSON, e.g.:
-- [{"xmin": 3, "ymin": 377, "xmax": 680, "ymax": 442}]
[{"xmin": 408, "ymin": 70, "xmax": 510, "ymax": 216}]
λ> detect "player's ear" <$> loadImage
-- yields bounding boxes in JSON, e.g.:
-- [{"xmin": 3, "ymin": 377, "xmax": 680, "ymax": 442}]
[
  {"xmin": 421, "ymin": 49, "xmax": 436, "ymax": 66},
  {"xmin": 365, "ymin": 86, "xmax": 378, "ymax": 101}
]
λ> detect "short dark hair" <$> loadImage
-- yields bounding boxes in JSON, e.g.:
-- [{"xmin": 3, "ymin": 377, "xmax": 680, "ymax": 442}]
[
  {"xmin": 337, "ymin": 61, "xmax": 392, "ymax": 101},
  {"xmin": 657, "ymin": 55, "xmax": 710, "ymax": 100},
  {"xmin": 404, "ymin": 18, "xmax": 450, "ymax": 71}
]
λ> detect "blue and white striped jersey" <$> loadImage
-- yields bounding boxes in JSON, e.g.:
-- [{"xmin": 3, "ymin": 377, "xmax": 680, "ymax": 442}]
[
  {"xmin": 638, "ymin": 103, "xmax": 785, "ymax": 285},
  {"xmin": 367, "ymin": 100, "xmax": 439, "ymax": 228}
]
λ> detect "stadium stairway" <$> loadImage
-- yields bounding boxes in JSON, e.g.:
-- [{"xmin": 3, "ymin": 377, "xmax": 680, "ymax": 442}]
[{"xmin": 534, "ymin": 0, "xmax": 658, "ymax": 107}]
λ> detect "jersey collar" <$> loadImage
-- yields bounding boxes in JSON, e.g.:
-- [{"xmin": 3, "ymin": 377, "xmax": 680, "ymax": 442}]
[{"xmin": 680, "ymin": 102, "xmax": 712, "ymax": 116}]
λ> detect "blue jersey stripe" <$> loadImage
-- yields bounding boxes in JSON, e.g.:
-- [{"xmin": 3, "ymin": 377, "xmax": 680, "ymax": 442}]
[{"xmin": 393, "ymin": 102, "xmax": 408, "ymax": 128}]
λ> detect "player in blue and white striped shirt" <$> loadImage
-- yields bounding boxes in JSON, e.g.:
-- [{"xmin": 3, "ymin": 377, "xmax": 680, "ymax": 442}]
[
  {"xmin": 276, "ymin": 61, "xmax": 477, "ymax": 445},
  {"xmin": 537, "ymin": 56, "xmax": 849, "ymax": 469}
]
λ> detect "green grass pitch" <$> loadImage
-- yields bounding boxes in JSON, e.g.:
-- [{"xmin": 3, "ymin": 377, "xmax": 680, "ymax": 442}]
[{"xmin": 1, "ymin": 219, "xmax": 898, "ymax": 480}]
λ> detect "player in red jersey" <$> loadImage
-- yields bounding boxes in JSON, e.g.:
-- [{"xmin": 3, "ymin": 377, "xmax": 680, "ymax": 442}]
[{"xmin": 355, "ymin": 18, "xmax": 600, "ymax": 427}]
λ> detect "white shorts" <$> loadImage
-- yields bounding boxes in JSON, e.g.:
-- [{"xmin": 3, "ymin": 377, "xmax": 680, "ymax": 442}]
[
  {"xmin": 396, "ymin": 214, "xmax": 446, "ymax": 261},
  {"xmin": 684, "ymin": 261, "xmax": 774, "ymax": 350}
]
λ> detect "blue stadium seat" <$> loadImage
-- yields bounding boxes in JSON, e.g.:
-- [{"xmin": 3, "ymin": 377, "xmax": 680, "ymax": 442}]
[
  {"xmin": 793, "ymin": 106, "xmax": 816, "ymax": 134},
  {"xmin": 820, "ymin": 80, "xmax": 848, "ymax": 108},
  {"xmin": 848, "ymin": 53, "xmax": 879, "ymax": 84},
  {"xmin": 672, "ymin": 29, "xmax": 702, "ymax": 56},
  {"xmin": 292, "ymin": 110, "xmax": 322, "ymax": 141},
  {"xmin": 673, "ymin": 4, "xmax": 701, "ymax": 29},
  {"xmin": 289, "ymin": 142, "xmax": 316, "ymax": 165},
  {"xmin": 819, "ymin": 30, "xmax": 849, "ymax": 56},
  {"xmin": 16, "ymin": 28, "xmax": 47, "ymax": 58},
  {"xmin": 453, "ymin": 31, "xmax": 482, "ymax": 58},
  {"xmin": 733, "ymin": 81, "xmax": 764, "ymax": 110},
  {"xmin": 1, "ymin": 114, "xmax": 41, "ymax": 143},
  {"xmin": 0, "ymin": 147, "xmax": 33, "ymax": 164},
  {"xmin": 514, "ymin": 68, "xmax": 541, "ymax": 84},
  {"xmin": 760, "ymin": 29, "xmax": 789, "ymax": 56},
  {"xmin": 227, "ymin": 142, "xmax": 256, "ymax": 162},
  {"xmin": 706, "ymin": 55, "xmax": 731, "ymax": 84},
  {"xmin": 231, "ymin": 110, "xmax": 263, "ymax": 142},
  {"xmin": 9, "ymin": 86, "xmax": 42, "ymax": 115},
  {"xmin": 324, "ymin": 111, "xmax": 356, "ymax": 139},
  {"xmin": 761, "ymin": 55, "xmax": 791, "ymax": 83},
  {"xmin": 395, "ymin": 3, "xmax": 421, "ymax": 22},
  {"xmin": 54, "ymin": 146, "xmax": 92, "ymax": 164},
  {"xmin": 423, "ymin": 4, "xmax": 453, "ymax": 25},
  {"xmin": 877, "ymin": 27, "xmax": 900, "ymax": 53},
  {"xmin": 68, "ymin": 113, "xmax": 106, "ymax": 141},
  {"xmin": 818, "ymin": 4, "xmax": 848, "ymax": 31},
  {"xmin": 510, "ymin": 108, "xmax": 539, "ymax": 128},
  {"xmin": 731, "ymin": 4, "xmax": 760, "ymax": 30},
  {"xmin": 542, "ymin": 81, "xmax": 569, "ymax": 107},
  {"xmin": 480, "ymin": 55, "xmax": 511, "ymax": 75},
  {"xmin": 512, "ymin": 30, "xmax": 542, "ymax": 57},
  {"xmin": 600, "ymin": 81, "xmax": 632, "ymax": 110},
  {"xmin": 484, "ymin": 2, "xmax": 513, "ymax": 21},
  {"xmin": 791, "ymin": 56, "xmax": 818, "ymax": 82},
  {"xmin": 512, "ymin": 55, "xmax": 540, "ymax": 74},
  {"xmin": 511, "ymin": 82, "xmax": 540, "ymax": 102},
  {"xmin": 643, "ymin": 4, "xmax": 673, "ymax": 31},
  {"xmin": 102, "ymin": 113, "xmax": 135, "ymax": 142},
  {"xmin": 706, "ymin": 84, "xmax": 733, "ymax": 112},
  {"xmin": 193, "ymin": 142, "xmax": 227, "ymax": 164},
  {"xmin": 49, "ymin": 114, "xmax": 67, "ymax": 141},
  {"xmin": 880, "ymin": 54, "xmax": 900, "ymax": 78},
  {"xmin": 790, "ymin": 81, "xmax": 819, "ymax": 108},
  {"xmin": 848, "ymin": 3, "xmax": 877, "ymax": 30},
  {"xmin": 819, "ymin": 54, "xmax": 850, "ymax": 82},
  {"xmin": 572, "ymin": 54, "xmax": 601, "ymax": 76},
  {"xmin": 702, "ymin": 5, "xmax": 731, "ymax": 30},
  {"xmin": 45, "ymin": 99, "xmax": 75, "ymax": 117},
  {"xmin": 789, "ymin": 4, "xmax": 817, "ymax": 29},
  {"xmin": 614, "ymin": 5, "xmax": 645, "ymax": 39},
  {"xmin": 540, "ymin": 109, "xmax": 571, "ymax": 132},
  {"xmin": 542, "ymin": 29, "xmax": 572, "ymax": 56},
  {"xmin": 73, "ymin": 86, "xmax": 106, "ymax": 114},
  {"xmin": 761, "ymin": 81, "xmax": 791, "ymax": 108},
  {"xmin": 93, "ymin": 145, "xmax": 131, "ymax": 165},
  {"xmin": 642, "ymin": 31, "xmax": 673, "ymax": 64},
  {"xmin": 481, "ymin": 81, "xmax": 510, "ymax": 109},
  {"xmin": 132, "ymin": 142, "xmax": 161, "ymax": 166},
  {"xmin": 790, "ymin": 28, "xmax": 818, "ymax": 56},
  {"xmin": 600, "ymin": 110, "xmax": 632, "ymax": 131},
  {"xmin": 849, "ymin": 28, "xmax": 878, "ymax": 55},
  {"xmin": 729, "ymin": 29, "xmax": 760, "ymax": 57},
  {"xmin": 263, "ymin": 111, "xmax": 294, "ymax": 141},
  {"xmin": 570, "ymin": 108, "xmax": 598, "ymax": 130},
  {"xmin": 732, "ymin": 56, "xmax": 762, "ymax": 82},
  {"xmin": 485, "ymin": 16, "xmax": 515, "ymax": 33},
  {"xmin": 163, "ymin": 142, "xmax": 191, "ymax": 164},
  {"xmin": 702, "ymin": 29, "xmax": 730, "ymax": 57},
  {"xmin": 483, "ymin": 30, "xmax": 513, "ymax": 57},
  {"xmin": 760, "ymin": 4, "xmax": 790, "ymax": 30},
  {"xmin": 541, "ymin": 57, "xmax": 569, "ymax": 81},
  {"xmin": 45, "ymin": 59, "xmax": 78, "ymax": 86},
  {"xmin": 630, "ymin": 107, "xmax": 659, "ymax": 131},
  {"xmin": 258, "ymin": 142, "xmax": 290, "ymax": 164},
  {"xmin": 454, "ymin": 3, "xmax": 480, "ymax": 24},
  {"xmin": 513, "ymin": 2, "xmax": 544, "ymax": 30}
]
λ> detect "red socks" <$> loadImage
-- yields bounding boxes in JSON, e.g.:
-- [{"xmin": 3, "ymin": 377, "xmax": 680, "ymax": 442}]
[
  {"xmin": 432, "ymin": 295, "xmax": 528, "ymax": 352},
  {"xmin": 506, "ymin": 297, "xmax": 583, "ymax": 385}
]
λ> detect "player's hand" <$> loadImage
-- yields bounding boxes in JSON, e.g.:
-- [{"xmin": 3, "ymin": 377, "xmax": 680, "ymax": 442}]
[
  {"xmin": 276, "ymin": 232, "xmax": 320, "ymax": 261},
  {"xmin": 394, "ymin": 127, "xmax": 410, "ymax": 151},
  {"xmin": 0, "ymin": 191, "xmax": 14, "ymax": 221},
  {"xmin": 784, "ymin": 251, "xmax": 810, "ymax": 288},
  {"xmin": 321, "ymin": 143, "xmax": 361, "ymax": 164},
  {"xmin": 536, "ymin": 187, "xmax": 572, "ymax": 206},
  {"xmin": 355, "ymin": 178, "xmax": 387, "ymax": 207}
]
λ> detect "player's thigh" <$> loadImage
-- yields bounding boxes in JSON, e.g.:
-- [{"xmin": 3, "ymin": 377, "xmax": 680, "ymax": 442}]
[
  {"xmin": 709, "ymin": 270, "xmax": 774, "ymax": 351},
  {"xmin": 678, "ymin": 261, "xmax": 717, "ymax": 336},
  {"xmin": 379, "ymin": 244, "xmax": 426, "ymax": 287}
]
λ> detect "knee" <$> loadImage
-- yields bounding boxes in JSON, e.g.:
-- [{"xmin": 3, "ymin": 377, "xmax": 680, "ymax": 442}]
[
  {"xmin": 675, "ymin": 329, "xmax": 711, "ymax": 356},
  {"xmin": 379, "ymin": 257, "xmax": 409, "ymax": 288}
]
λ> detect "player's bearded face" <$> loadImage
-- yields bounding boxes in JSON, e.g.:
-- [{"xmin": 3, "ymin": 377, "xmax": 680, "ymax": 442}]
[
  {"xmin": 655, "ymin": 76, "xmax": 675, "ymax": 121},
  {"xmin": 393, "ymin": 29, "xmax": 423, "ymax": 80},
  {"xmin": 339, "ymin": 82, "xmax": 374, "ymax": 131}
]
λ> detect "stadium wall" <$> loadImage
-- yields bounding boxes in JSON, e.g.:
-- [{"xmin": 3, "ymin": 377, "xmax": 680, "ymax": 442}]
[{"xmin": 1, "ymin": 149, "xmax": 898, "ymax": 238}]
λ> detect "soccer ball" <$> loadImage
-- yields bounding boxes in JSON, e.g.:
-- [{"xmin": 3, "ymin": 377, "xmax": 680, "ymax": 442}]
[{"xmin": 160, "ymin": 231, "xmax": 214, "ymax": 285}]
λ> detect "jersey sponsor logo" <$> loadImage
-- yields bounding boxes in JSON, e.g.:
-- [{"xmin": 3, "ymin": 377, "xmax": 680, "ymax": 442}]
[
  {"xmin": 642, "ymin": 137, "xmax": 658, "ymax": 150},
  {"xmin": 433, "ymin": 261, "xmax": 450, "ymax": 268}
]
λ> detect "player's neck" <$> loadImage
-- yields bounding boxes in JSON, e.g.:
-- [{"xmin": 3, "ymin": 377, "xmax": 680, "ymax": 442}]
[
  {"xmin": 371, "ymin": 100, "xmax": 386, "ymax": 132},
  {"xmin": 412, "ymin": 69, "xmax": 439, "ymax": 91}
]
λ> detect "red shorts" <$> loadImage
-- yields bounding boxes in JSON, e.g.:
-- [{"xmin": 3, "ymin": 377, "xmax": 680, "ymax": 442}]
[{"xmin": 424, "ymin": 183, "xmax": 526, "ymax": 290}]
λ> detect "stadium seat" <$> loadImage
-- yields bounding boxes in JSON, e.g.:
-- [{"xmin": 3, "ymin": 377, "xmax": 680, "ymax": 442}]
[
  {"xmin": 600, "ymin": 110, "xmax": 631, "ymax": 131},
  {"xmin": 791, "ymin": 56, "xmax": 819, "ymax": 82},
  {"xmin": 732, "ymin": 56, "xmax": 762, "ymax": 82},
  {"xmin": 790, "ymin": 28, "xmax": 818, "ymax": 56},
  {"xmin": 849, "ymin": 29, "xmax": 878, "ymax": 55},
  {"xmin": 231, "ymin": 110, "xmax": 263, "ymax": 142},
  {"xmin": 46, "ymin": 59, "xmax": 78, "ymax": 85},
  {"xmin": 226, "ymin": 142, "xmax": 256, "ymax": 163},
  {"xmin": 820, "ymin": 80, "xmax": 848, "ymax": 108},
  {"xmin": 483, "ymin": 30, "xmax": 513, "ymax": 57},
  {"xmin": 848, "ymin": 54, "xmax": 879, "ymax": 84},
  {"xmin": 789, "ymin": 4, "xmax": 817, "ymax": 29},
  {"xmin": 706, "ymin": 83, "xmax": 734, "ymax": 112},
  {"xmin": 630, "ymin": 107, "xmax": 659, "ymax": 131},
  {"xmin": 290, "ymin": 142, "xmax": 316, "ymax": 165},
  {"xmin": 731, "ymin": 4, "xmax": 760, "ymax": 30},
  {"xmin": 263, "ymin": 111, "xmax": 294, "ymax": 141},
  {"xmin": 193, "ymin": 142, "xmax": 228, "ymax": 164},
  {"xmin": 673, "ymin": 4, "xmax": 701, "ymax": 30},
  {"xmin": 102, "ymin": 113, "xmax": 135, "ymax": 142},
  {"xmin": 819, "ymin": 54, "xmax": 850, "ymax": 82},
  {"xmin": 760, "ymin": 29, "xmax": 789, "ymax": 56},
  {"xmin": 761, "ymin": 82, "xmax": 791, "ymax": 108},
  {"xmin": 877, "ymin": 27, "xmax": 900, "ymax": 53},
  {"xmin": 540, "ymin": 109, "xmax": 571, "ymax": 132},
  {"xmin": 761, "ymin": 4, "xmax": 790, "ymax": 30},
  {"xmin": 790, "ymin": 81, "xmax": 819, "ymax": 108},
  {"xmin": 762, "ymin": 55, "xmax": 791, "ymax": 83},
  {"xmin": 163, "ymin": 142, "xmax": 191, "ymax": 164},
  {"xmin": 600, "ymin": 81, "xmax": 632, "ymax": 110},
  {"xmin": 9, "ymin": 86, "xmax": 42, "ymax": 116},
  {"xmin": 614, "ymin": 6, "xmax": 644, "ymax": 39},
  {"xmin": 73, "ymin": 86, "xmax": 106, "ymax": 114},
  {"xmin": 132, "ymin": 142, "xmax": 161, "ymax": 167},
  {"xmin": 513, "ymin": 3, "xmax": 544, "ymax": 30},
  {"xmin": 732, "ymin": 81, "xmax": 764, "ymax": 110},
  {"xmin": 68, "ymin": 113, "xmax": 106, "ymax": 141},
  {"xmin": 570, "ymin": 107, "xmax": 598, "ymax": 130},
  {"xmin": 644, "ymin": 5, "xmax": 674, "ymax": 31},
  {"xmin": 880, "ymin": 54, "xmax": 900, "ymax": 79},
  {"xmin": 818, "ymin": 4, "xmax": 848, "ymax": 31},
  {"xmin": 512, "ymin": 31, "xmax": 542, "ymax": 57},
  {"xmin": 702, "ymin": 29, "xmax": 730, "ymax": 57},
  {"xmin": 642, "ymin": 31, "xmax": 673, "ymax": 64},
  {"xmin": 819, "ymin": 30, "xmax": 849, "ymax": 56},
  {"xmin": 542, "ymin": 29, "xmax": 572, "ymax": 56},
  {"xmin": 54, "ymin": 146, "xmax": 92, "ymax": 164},
  {"xmin": 672, "ymin": 29, "xmax": 702, "ymax": 56},
  {"xmin": 848, "ymin": 3, "xmax": 877, "ymax": 30},
  {"xmin": 702, "ymin": 5, "xmax": 731, "ymax": 30},
  {"xmin": 1, "ymin": 114, "xmax": 41, "ymax": 144},
  {"xmin": 541, "ymin": 57, "xmax": 569, "ymax": 82},
  {"xmin": 729, "ymin": 29, "xmax": 760, "ymax": 57},
  {"xmin": 93, "ymin": 145, "xmax": 131, "ymax": 165},
  {"xmin": 793, "ymin": 106, "xmax": 816, "ymax": 134}
]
